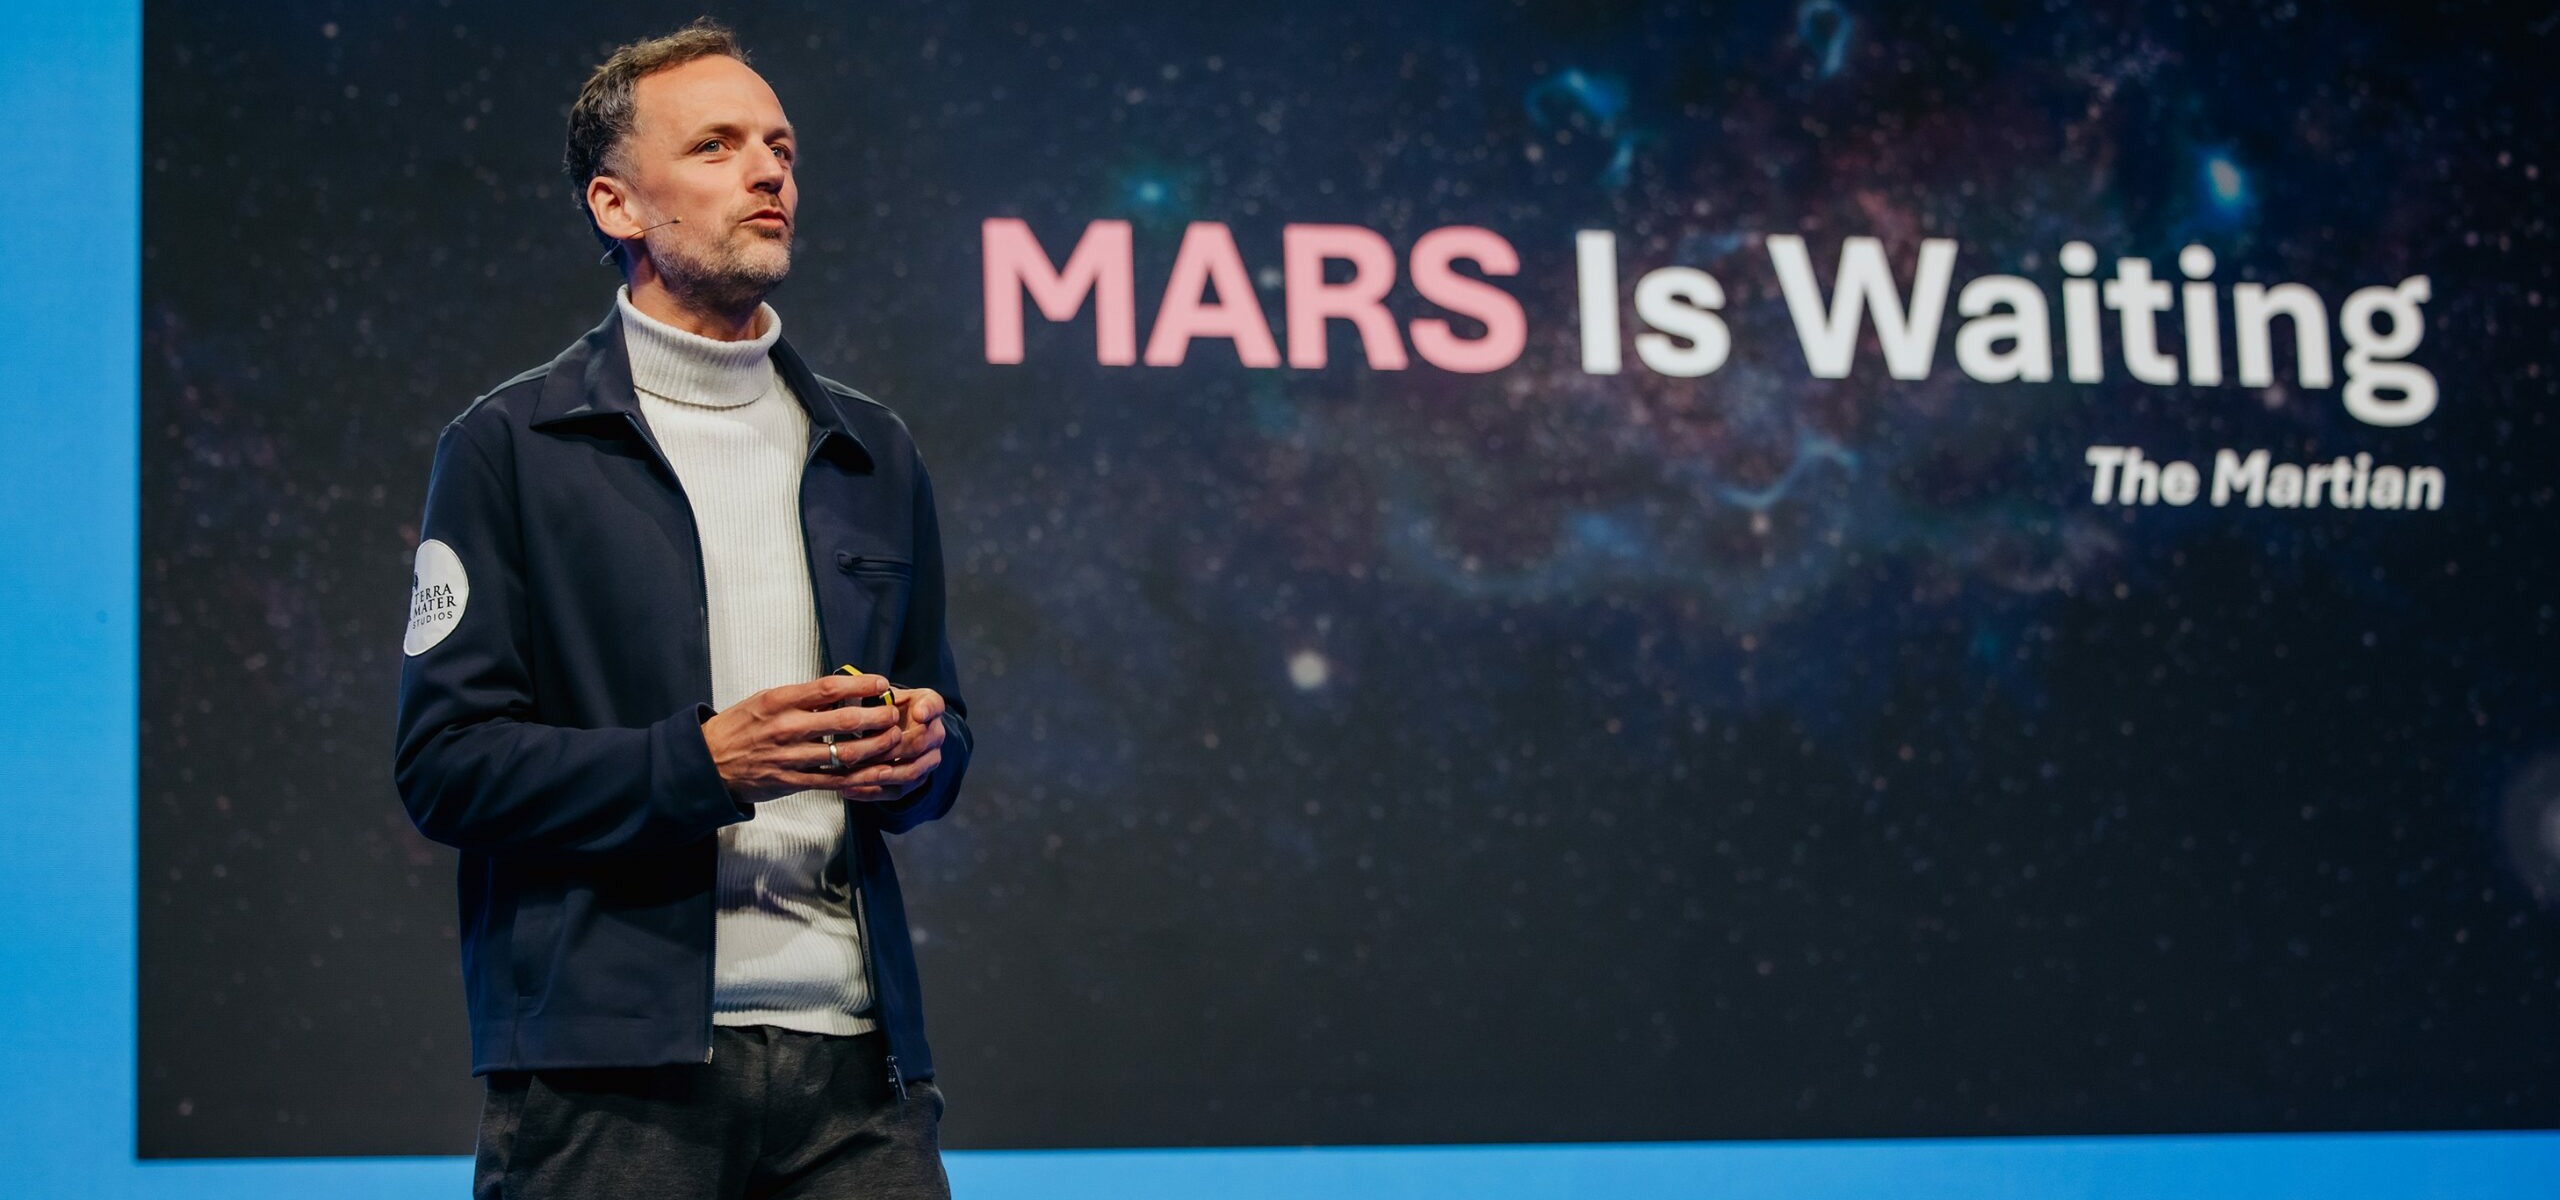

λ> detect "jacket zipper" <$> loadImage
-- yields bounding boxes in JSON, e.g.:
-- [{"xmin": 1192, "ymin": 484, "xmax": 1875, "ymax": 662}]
[
  {"xmin": 800, "ymin": 426, "xmax": 904, "ymax": 1101},
  {"xmin": 619, "ymin": 410, "xmax": 723, "ymax": 1065}
]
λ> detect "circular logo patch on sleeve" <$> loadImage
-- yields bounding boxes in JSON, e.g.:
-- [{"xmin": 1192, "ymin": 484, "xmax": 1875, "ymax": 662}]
[{"xmin": 404, "ymin": 538, "xmax": 471, "ymax": 656}]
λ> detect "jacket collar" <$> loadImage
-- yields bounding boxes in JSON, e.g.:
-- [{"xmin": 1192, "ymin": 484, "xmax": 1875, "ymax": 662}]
[{"xmin": 528, "ymin": 304, "xmax": 875, "ymax": 472}]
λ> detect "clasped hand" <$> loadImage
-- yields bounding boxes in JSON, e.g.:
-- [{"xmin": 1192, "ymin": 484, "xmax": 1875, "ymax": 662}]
[{"xmin": 702, "ymin": 672, "xmax": 948, "ymax": 805}]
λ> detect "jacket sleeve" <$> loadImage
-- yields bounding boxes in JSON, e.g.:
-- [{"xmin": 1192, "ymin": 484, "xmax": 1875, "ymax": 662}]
[
  {"xmin": 863, "ymin": 443, "xmax": 972, "ymax": 836},
  {"xmin": 392, "ymin": 420, "xmax": 752, "ymax": 856}
]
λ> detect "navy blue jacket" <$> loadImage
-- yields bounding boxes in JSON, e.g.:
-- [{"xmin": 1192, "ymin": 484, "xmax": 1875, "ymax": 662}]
[{"xmin": 392, "ymin": 306, "xmax": 968, "ymax": 1091}]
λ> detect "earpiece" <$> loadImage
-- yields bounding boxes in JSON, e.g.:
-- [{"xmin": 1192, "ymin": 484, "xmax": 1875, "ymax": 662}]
[{"xmin": 597, "ymin": 218, "xmax": 682, "ymax": 265}]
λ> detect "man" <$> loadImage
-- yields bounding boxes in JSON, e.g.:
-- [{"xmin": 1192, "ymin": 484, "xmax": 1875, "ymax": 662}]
[{"xmin": 393, "ymin": 20, "xmax": 969, "ymax": 1198}]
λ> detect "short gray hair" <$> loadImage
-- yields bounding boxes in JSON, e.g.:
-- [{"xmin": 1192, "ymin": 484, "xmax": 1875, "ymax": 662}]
[{"xmin": 563, "ymin": 18, "xmax": 749, "ymax": 259}]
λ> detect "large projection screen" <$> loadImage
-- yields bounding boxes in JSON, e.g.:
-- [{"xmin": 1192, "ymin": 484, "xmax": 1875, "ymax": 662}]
[{"xmin": 128, "ymin": 0, "xmax": 2557, "ymax": 1167}]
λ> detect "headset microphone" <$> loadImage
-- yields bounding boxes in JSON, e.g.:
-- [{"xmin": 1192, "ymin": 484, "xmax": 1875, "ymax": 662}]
[{"xmin": 598, "ymin": 217, "xmax": 682, "ymax": 265}]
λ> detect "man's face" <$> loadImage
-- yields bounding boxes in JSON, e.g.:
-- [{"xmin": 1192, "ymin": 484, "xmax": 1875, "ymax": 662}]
[{"xmin": 616, "ymin": 54, "xmax": 798, "ymax": 309}]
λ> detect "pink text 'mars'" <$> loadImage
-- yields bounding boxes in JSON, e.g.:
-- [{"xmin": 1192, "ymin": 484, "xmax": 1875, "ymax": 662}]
[{"xmin": 981, "ymin": 218, "xmax": 1527, "ymax": 373}]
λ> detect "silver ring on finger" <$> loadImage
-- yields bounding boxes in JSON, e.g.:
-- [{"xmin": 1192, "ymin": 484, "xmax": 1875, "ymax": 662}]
[{"xmin": 826, "ymin": 740, "xmax": 845, "ymax": 771}]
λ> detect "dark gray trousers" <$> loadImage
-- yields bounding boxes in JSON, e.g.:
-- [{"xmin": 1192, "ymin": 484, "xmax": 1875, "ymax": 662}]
[{"xmin": 473, "ymin": 1027, "xmax": 948, "ymax": 1200}]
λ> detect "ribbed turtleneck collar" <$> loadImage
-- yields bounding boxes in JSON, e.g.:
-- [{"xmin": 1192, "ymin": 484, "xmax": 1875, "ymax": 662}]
[{"xmin": 617, "ymin": 286, "xmax": 783, "ymax": 409}]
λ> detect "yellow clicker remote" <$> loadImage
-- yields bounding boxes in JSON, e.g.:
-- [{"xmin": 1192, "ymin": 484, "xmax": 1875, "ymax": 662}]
[{"xmin": 835, "ymin": 664, "xmax": 896, "ymax": 708}]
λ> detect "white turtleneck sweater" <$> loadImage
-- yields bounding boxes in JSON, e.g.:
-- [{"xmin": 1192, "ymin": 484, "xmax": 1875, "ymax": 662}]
[{"xmin": 618, "ymin": 286, "xmax": 874, "ymax": 1037}]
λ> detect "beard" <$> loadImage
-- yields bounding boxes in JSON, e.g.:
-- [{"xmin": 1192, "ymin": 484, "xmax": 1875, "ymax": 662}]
[{"xmin": 649, "ymin": 221, "xmax": 792, "ymax": 316}]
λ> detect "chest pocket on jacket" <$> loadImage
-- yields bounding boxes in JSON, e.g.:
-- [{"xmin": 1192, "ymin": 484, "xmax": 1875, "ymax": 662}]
[{"xmin": 828, "ymin": 550, "xmax": 913, "ymax": 674}]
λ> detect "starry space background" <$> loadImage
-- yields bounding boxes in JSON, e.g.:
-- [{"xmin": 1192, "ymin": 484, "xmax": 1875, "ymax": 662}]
[{"xmin": 139, "ymin": 0, "xmax": 2558, "ymax": 1156}]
